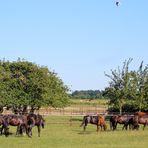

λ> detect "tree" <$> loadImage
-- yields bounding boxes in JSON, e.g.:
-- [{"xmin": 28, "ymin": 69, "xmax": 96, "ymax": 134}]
[
  {"xmin": 130, "ymin": 62, "xmax": 148, "ymax": 111},
  {"xmin": 104, "ymin": 59, "xmax": 148, "ymax": 113},
  {"xmin": 104, "ymin": 59, "xmax": 132, "ymax": 114},
  {"xmin": 0, "ymin": 59, "xmax": 70, "ymax": 113}
]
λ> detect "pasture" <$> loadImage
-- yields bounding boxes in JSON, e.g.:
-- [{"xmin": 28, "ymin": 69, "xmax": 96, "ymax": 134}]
[{"xmin": 0, "ymin": 116, "xmax": 148, "ymax": 148}]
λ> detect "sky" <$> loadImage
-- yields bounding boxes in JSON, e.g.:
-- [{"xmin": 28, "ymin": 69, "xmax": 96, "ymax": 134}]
[{"xmin": 0, "ymin": 0, "xmax": 148, "ymax": 91}]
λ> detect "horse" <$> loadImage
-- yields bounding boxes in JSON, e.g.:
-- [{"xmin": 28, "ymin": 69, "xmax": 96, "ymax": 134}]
[
  {"xmin": 27, "ymin": 113, "xmax": 45, "ymax": 137},
  {"xmin": 80, "ymin": 114, "xmax": 106, "ymax": 132},
  {"xmin": 131, "ymin": 115, "xmax": 148, "ymax": 130},
  {"xmin": 138, "ymin": 115, "xmax": 148, "ymax": 130},
  {"xmin": 98, "ymin": 115, "xmax": 107, "ymax": 131},
  {"xmin": 134, "ymin": 112, "xmax": 148, "ymax": 117},
  {"xmin": 110, "ymin": 115, "xmax": 133, "ymax": 131},
  {"xmin": 2, "ymin": 114, "xmax": 31, "ymax": 137}
]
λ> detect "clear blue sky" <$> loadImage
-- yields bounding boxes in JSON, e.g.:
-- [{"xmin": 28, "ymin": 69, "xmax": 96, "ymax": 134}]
[{"xmin": 0, "ymin": 0, "xmax": 148, "ymax": 91}]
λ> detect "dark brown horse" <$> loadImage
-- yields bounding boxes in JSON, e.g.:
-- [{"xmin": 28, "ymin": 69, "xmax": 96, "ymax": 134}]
[
  {"xmin": 27, "ymin": 114, "xmax": 45, "ymax": 137},
  {"xmin": 110, "ymin": 115, "xmax": 133, "ymax": 131},
  {"xmin": 80, "ymin": 114, "xmax": 107, "ymax": 132}
]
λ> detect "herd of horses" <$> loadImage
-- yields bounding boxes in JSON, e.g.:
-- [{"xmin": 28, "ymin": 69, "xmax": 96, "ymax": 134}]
[
  {"xmin": 0, "ymin": 111, "xmax": 147, "ymax": 137},
  {"xmin": 80, "ymin": 112, "xmax": 148, "ymax": 132},
  {"xmin": 0, "ymin": 113, "xmax": 45, "ymax": 137}
]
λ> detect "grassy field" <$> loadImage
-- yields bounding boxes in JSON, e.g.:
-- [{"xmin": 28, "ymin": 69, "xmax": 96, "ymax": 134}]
[{"xmin": 0, "ymin": 116, "xmax": 148, "ymax": 148}]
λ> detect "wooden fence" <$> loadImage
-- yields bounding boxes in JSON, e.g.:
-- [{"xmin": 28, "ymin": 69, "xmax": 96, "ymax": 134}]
[{"xmin": 36, "ymin": 105, "xmax": 107, "ymax": 116}]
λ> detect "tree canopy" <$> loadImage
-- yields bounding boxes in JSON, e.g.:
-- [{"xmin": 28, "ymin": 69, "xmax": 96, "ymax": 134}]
[{"xmin": 0, "ymin": 59, "xmax": 69, "ymax": 113}]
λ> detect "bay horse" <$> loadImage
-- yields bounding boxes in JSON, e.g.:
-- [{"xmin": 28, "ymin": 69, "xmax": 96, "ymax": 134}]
[
  {"xmin": 2, "ymin": 114, "xmax": 31, "ymax": 137},
  {"xmin": 80, "ymin": 114, "xmax": 107, "ymax": 132},
  {"xmin": 131, "ymin": 115, "xmax": 148, "ymax": 130},
  {"xmin": 27, "ymin": 113, "xmax": 45, "ymax": 137},
  {"xmin": 110, "ymin": 115, "xmax": 133, "ymax": 131}
]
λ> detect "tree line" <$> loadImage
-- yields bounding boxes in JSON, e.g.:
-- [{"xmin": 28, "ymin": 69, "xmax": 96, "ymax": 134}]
[
  {"xmin": 0, "ymin": 58, "xmax": 147, "ymax": 114},
  {"xmin": 71, "ymin": 90, "xmax": 104, "ymax": 100},
  {"xmin": 0, "ymin": 59, "xmax": 69, "ymax": 113}
]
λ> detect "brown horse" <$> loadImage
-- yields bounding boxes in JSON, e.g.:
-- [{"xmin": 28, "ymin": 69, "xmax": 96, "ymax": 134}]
[
  {"xmin": 3, "ymin": 114, "xmax": 31, "ymax": 137},
  {"xmin": 134, "ymin": 112, "xmax": 148, "ymax": 117},
  {"xmin": 139, "ymin": 115, "xmax": 148, "ymax": 130},
  {"xmin": 27, "ymin": 113, "xmax": 45, "ymax": 137},
  {"xmin": 131, "ymin": 115, "xmax": 148, "ymax": 130},
  {"xmin": 80, "ymin": 114, "xmax": 106, "ymax": 132},
  {"xmin": 110, "ymin": 115, "xmax": 133, "ymax": 131},
  {"xmin": 98, "ymin": 115, "xmax": 107, "ymax": 131}
]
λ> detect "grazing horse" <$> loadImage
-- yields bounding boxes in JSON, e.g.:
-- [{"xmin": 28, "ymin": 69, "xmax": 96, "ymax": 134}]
[
  {"xmin": 3, "ymin": 114, "xmax": 31, "ymax": 137},
  {"xmin": 139, "ymin": 115, "xmax": 148, "ymax": 130},
  {"xmin": 110, "ymin": 115, "xmax": 133, "ymax": 131},
  {"xmin": 131, "ymin": 115, "xmax": 148, "ymax": 130},
  {"xmin": 80, "ymin": 114, "xmax": 106, "ymax": 132},
  {"xmin": 98, "ymin": 115, "xmax": 107, "ymax": 131},
  {"xmin": 27, "ymin": 114, "xmax": 45, "ymax": 137}
]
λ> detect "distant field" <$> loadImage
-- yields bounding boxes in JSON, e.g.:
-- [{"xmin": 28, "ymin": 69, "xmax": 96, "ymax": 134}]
[
  {"xmin": 0, "ymin": 116, "xmax": 148, "ymax": 148},
  {"xmin": 37, "ymin": 99, "xmax": 108, "ymax": 116},
  {"xmin": 70, "ymin": 98, "xmax": 108, "ymax": 106}
]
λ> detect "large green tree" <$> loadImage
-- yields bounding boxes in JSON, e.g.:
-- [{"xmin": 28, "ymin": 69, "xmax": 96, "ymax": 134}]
[
  {"xmin": 0, "ymin": 59, "xmax": 69, "ymax": 113},
  {"xmin": 105, "ymin": 59, "xmax": 132, "ymax": 114}
]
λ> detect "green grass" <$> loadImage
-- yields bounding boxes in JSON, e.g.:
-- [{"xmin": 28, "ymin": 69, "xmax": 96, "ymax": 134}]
[{"xmin": 0, "ymin": 116, "xmax": 148, "ymax": 148}]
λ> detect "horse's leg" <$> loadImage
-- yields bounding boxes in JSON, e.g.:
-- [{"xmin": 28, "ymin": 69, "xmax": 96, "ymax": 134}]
[
  {"xmin": 122, "ymin": 123, "xmax": 127, "ymax": 130},
  {"xmin": 83, "ymin": 122, "xmax": 87, "ymax": 132},
  {"xmin": 101, "ymin": 125, "xmax": 103, "ymax": 131},
  {"xmin": 110, "ymin": 121, "xmax": 113, "ymax": 131},
  {"xmin": 0, "ymin": 125, "xmax": 4, "ymax": 135},
  {"xmin": 129, "ymin": 124, "xmax": 132, "ymax": 130},
  {"xmin": 97, "ymin": 125, "xmax": 99, "ymax": 132},
  {"xmin": 37, "ymin": 125, "xmax": 41, "ymax": 137},
  {"xmin": 113, "ymin": 123, "xmax": 117, "ymax": 131},
  {"xmin": 4, "ymin": 126, "xmax": 9, "ymax": 137},
  {"xmin": 26, "ymin": 124, "xmax": 32, "ymax": 137},
  {"xmin": 143, "ymin": 124, "xmax": 146, "ymax": 130},
  {"xmin": 16, "ymin": 125, "xmax": 20, "ymax": 136}
]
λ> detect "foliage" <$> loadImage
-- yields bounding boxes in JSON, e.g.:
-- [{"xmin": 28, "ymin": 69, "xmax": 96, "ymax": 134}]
[
  {"xmin": 0, "ymin": 59, "xmax": 70, "ymax": 113},
  {"xmin": 104, "ymin": 59, "xmax": 148, "ymax": 113}
]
